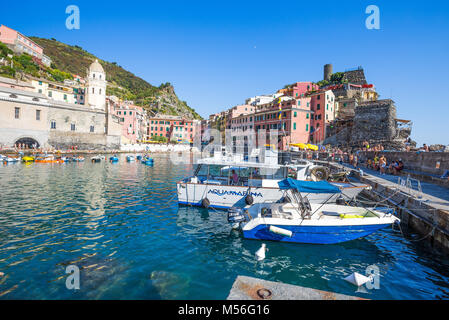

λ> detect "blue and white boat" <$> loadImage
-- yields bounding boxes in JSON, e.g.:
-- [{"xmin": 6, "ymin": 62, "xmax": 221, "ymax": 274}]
[
  {"xmin": 126, "ymin": 155, "xmax": 135, "ymax": 162},
  {"xmin": 229, "ymin": 178, "xmax": 399, "ymax": 244},
  {"xmin": 110, "ymin": 156, "xmax": 119, "ymax": 162},
  {"xmin": 142, "ymin": 156, "xmax": 153, "ymax": 165},
  {"xmin": 2, "ymin": 156, "xmax": 20, "ymax": 164},
  {"xmin": 177, "ymin": 152, "xmax": 369, "ymax": 209}
]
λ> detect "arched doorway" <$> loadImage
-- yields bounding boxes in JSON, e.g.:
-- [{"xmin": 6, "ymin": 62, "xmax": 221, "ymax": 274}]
[{"xmin": 15, "ymin": 137, "xmax": 40, "ymax": 149}]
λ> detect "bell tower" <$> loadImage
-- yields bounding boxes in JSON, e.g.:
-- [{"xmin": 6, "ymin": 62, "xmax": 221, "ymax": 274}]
[{"xmin": 86, "ymin": 59, "xmax": 106, "ymax": 110}]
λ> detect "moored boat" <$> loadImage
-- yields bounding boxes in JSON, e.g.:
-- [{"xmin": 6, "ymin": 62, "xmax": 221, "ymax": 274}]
[
  {"xmin": 3, "ymin": 156, "xmax": 20, "ymax": 164},
  {"xmin": 229, "ymin": 178, "xmax": 399, "ymax": 244},
  {"xmin": 126, "ymin": 155, "xmax": 135, "ymax": 162},
  {"xmin": 91, "ymin": 156, "xmax": 102, "ymax": 163},
  {"xmin": 22, "ymin": 156, "xmax": 35, "ymax": 163},
  {"xmin": 142, "ymin": 156, "xmax": 153, "ymax": 165},
  {"xmin": 72, "ymin": 156, "xmax": 85, "ymax": 162},
  {"xmin": 35, "ymin": 155, "xmax": 64, "ymax": 164},
  {"xmin": 110, "ymin": 155, "xmax": 119, "ymax": 162},
  {"xmin": 177, "ymin": 155, "xmax": 369, "ymax": 209}
]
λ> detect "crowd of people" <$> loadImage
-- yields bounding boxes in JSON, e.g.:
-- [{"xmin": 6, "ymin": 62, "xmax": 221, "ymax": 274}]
[
  {"xmin": 326, "ymin": 143, "xmax": 406, "ymax": 176},
  {"xmin": 319, "ymin": 140, "xmax": 449, "ymax": 180}
]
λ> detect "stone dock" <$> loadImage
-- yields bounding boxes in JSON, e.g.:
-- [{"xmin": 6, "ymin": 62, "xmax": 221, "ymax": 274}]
[
  {"xmin": 320, "ymin": 161, "xmax": 449, "ymax": 252},
  {"xmin": 227, "ymin": 276, "xmax": 366, "ymax": 300}
]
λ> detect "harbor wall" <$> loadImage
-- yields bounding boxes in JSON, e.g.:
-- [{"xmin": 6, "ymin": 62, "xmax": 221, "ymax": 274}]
[{"xmin": 322, "ymin": 161, "xmax": 449, "ymax": 253}]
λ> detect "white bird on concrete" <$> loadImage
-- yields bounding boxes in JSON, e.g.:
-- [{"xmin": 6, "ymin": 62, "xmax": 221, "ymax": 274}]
[
  {"xmin": 344, "ymin": 272, "xmax": 371, "ymax": 287},
  {"xmin": 255, "ymin": 243, "xmax": 267, "ymax": 261}
]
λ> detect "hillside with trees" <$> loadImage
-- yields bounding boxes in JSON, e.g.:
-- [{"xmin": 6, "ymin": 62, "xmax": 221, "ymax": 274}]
[{"xmin": 0, "ymin": 38, "xmax": 201, "ymax": 120}]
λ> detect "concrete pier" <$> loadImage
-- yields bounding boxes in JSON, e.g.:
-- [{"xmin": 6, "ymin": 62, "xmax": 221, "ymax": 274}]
[
  {"xmin": 322, "ymin": 161, "xmax": 449, "ymax": 252},
  {"xmin": 227, "ymin": 276, "xmax": 366, "ymax": 300}
]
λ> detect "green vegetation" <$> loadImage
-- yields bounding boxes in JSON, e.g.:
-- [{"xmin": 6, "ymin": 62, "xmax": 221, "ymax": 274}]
[
  {"xmin": 28, "ymin": 37, "xmax": 202, "ymax": 120},
  {"xmin": 0, "ymin": 42, "xmax": 13, "ymax": 58},
  {"xmin": 151, "ymin": 135, "xmax": 168, "ymax": 143},
  {"xmin": 0, "ymin": 42, "xmax": 75, "ymax": 83},
  {"xmin": 316, "ymin": 72, "xmax": 348, "ymax": 88}
]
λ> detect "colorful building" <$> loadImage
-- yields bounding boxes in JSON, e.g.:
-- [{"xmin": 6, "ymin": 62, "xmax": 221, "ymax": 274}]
[
  {"xmin": 114, "ymin": 104, "xmax": 147, "ymax": 144},
  {"xmin": 0, "ymin": 25, "xmax": 51, "ymax": 67},
  {"xmin": 148, "ymin": 115, "xmax": 198, "ymax": 143},
  {"xmin": 253, "ymin": 95, "xmax": 313, "ymax": 151},
  {"xmin": 278, "ymin": 82, "xmax": 319, "ymax": 98},
  {"xmin": 30, "ymin": 77, "xmax": 85, "ymax": 105},
  {"xmin": 307, "ymin": 90, "xmax": 335, "ymax": 143}
]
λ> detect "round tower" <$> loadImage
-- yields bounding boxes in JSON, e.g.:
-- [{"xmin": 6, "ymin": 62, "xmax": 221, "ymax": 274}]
[
  {"xmin": 324, "ymin": 64, "xmax": 333, "ymax": 81},
  {"xmin": 87, "ymin": 59, "xmax": 106, "ymax": 110}
]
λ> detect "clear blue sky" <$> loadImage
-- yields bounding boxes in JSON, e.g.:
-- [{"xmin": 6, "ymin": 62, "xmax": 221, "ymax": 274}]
[{"xmin": 1, "ymin": 0, "xmax": 448, "ymax": 145}]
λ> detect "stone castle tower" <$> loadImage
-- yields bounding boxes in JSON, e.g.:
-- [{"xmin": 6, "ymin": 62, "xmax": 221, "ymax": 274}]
[
  {"xmin": 86, "ymin": 59, "xmax": 106, "ymax": 110},
  {"xmin": 324, "ymin": 64, "xmax": 333, "ymax": 81}
]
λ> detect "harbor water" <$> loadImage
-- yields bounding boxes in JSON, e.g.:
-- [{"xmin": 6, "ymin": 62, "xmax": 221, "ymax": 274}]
[{"xmin": 0, "ymin": 154, "xmax": 449, "ymax": 299}]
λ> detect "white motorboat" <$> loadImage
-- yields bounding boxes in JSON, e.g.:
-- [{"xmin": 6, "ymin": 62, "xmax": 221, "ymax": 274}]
[
  {"xmin": 177, "ymin": 152, "xmax": 369, "ymax": 209},
  {"xmin": 228, "ymin": 178, "xmax": 399, "ymax": 244}
]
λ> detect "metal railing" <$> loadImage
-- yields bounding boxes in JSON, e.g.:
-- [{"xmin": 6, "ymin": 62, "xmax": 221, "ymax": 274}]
[{"xmin": 397, "ymin": 174, "xmax": 423, "ymax": 200}]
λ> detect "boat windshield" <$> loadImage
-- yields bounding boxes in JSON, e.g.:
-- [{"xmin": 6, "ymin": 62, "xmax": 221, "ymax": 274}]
[{"xmin": 194, "ymin": 164, "xmax": 286, "ymax": 186}]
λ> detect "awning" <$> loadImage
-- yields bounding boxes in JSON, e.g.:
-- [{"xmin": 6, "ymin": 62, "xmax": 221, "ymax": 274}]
[{"xmin": 278, "ymin": 178, "xmax": 340, "ymax": 194}]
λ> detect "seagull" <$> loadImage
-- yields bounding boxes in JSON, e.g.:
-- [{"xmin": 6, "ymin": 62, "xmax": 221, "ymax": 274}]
[
  {"xmin": 344, "ymin": 272, "xmax": 372, "ymax": 287},
  {"xmin": 255, "ymin": 243, "xmax": 267, "ymax": 261}
]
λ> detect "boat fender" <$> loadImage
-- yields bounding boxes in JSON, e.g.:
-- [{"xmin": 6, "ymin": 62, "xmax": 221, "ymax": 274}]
[
  {"xmin": 201, "ymin": 198, "xmax": 210, "ymax": 208},
  {"xmin": 269, "ymin": 226, "xmax": 293, "ymax": 237},
  {"xmin": 245, "ymin": 194, "xmax": 254, "ymax": 205}
]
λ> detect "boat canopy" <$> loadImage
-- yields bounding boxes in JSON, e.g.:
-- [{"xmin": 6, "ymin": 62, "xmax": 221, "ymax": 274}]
[{"xmin": 278, "ymin": 178, "xmax": 340, "ymax": 194}]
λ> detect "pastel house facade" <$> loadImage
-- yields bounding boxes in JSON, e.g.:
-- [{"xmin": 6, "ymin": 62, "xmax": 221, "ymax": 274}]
[
  {"xmin": 308, "ymin": 90, "xmax": 335, "ymax": 143},
  {"xmin": 114, "ymin": 105, "xmax": 146, "ymax": 144},
  {"xmin": 253, "ymin": 95, "xmax": 313, "ymax": 151},
  {"xmin": 0, "ymin": 25, "xmax": 52, "ymax": 66},
  {"xmin": 148, "ymin": 116, "xmax": 199, "ymax": 143}
]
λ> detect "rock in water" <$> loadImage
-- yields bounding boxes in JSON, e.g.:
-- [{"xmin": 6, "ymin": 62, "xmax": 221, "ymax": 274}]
[
  {"xmin": 150, "ymin": 271, "xmax": 190, "ymax": 300},
  {"xmin": 344, "ymin": 272, "xmax": 371, "ymax": 287}
]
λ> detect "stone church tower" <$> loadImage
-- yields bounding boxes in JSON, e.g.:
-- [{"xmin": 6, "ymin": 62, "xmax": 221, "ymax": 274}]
[{"xmin": 86, "ymin": 59, "xmax": 106, "ymax": 110}]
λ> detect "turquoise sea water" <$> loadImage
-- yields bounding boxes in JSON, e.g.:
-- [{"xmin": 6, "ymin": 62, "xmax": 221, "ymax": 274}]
[{"xmin": 0, "ymin": 154, "xmax": 448, "ymax": 300}]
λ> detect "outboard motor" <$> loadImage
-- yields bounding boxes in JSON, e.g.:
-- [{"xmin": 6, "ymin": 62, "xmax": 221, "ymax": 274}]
[{"xmin": 227, "ymin": 207, "xmax": 246, "ymax": 230}]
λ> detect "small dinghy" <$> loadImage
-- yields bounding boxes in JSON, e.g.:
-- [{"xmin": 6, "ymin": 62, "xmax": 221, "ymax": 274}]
[
  {"xmin": 3, "ymin": 157, "xmax": 20, "ymax": 164},
  {"xmin": 35, "ymin": 155, "xmax": 64, "ymax": 164},
  {"xmin": 110, "ymin": 156, "xmax": 119, "ymax": 162},
  {"xmin": 142, "ymin": 156, "xmax": 153, "ymax": 165},
  {"xmin": 228, "ymin": 178, "xmax": 400, "ymax": 245},
  {"xmin": 72, "ymin": 156, "xmax": 85, "ymax": 162},
  {"xmin": 91, "ymin": 156, "xmax": 102, "ymax": 163},
  {"xmin": 22, "ymin": 156, "xmax": 35, "ymax": 163},
  {"xmin": 126, "ymin": 155, "xmax": 135, "ymax": 162}
]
